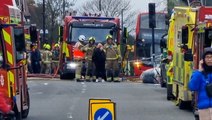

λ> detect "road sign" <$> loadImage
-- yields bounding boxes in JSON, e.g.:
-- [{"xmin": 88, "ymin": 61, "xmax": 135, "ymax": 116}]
[
  {"xmin": 89, "ymin": 99, "xmax": 111, "ymax": 120},
  {"xmin": 91, "ymin": 102, "xmax": 115, "ymax": 120},
  {"xmin": 94, "ymin": 108, "xmax": 112, "ymax": 120}
]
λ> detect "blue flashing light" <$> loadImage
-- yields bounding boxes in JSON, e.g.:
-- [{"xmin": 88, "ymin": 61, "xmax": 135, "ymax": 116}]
[{"xmin": 72, "ymin": 16, "xmax": 115, "ymax": 21}]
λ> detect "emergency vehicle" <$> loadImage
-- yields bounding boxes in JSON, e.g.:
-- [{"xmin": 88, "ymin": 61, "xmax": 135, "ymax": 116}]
[
  {"xmin": 59, "ymin": 14, "xmax": 121, "ymax": 79},
  {"xmin": 0, "ymin": 0, "xmax": 30, "ymax": 119},
  {"xmin": 167, "ymin": 1, "xmax": 212, "ymax": 111}
]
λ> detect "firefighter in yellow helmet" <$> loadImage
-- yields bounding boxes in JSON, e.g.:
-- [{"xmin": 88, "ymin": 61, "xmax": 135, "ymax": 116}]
[
  {"xmin": 41, "ymin": 43, "xmax": 52, "ymax": 74},
  {"xmin": 104, "ymin": 35, "xmax": 121, "ymax": 82},
  {"xmin": 52, "ymin": 43, "xmax": 60, "ymax": 74},
  {"xmin": 82, "ymin": 37, "xmax": 96, "ymax": 81}
]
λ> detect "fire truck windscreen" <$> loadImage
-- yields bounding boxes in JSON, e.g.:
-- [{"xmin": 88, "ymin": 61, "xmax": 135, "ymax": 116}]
[{"xmin": 69, "ymin": 21, "xmax": 117, "ymax": 43}]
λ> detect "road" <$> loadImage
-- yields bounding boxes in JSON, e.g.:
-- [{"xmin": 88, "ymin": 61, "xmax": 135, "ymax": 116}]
[{"xmin": 25, "ymin": 79, "xmax": 194, "ymax": 120}]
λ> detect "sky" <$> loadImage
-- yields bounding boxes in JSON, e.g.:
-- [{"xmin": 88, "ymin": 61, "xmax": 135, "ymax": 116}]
[{"xmin": 74, "ymin": 0, "xmax": 167, "ymax": 14}]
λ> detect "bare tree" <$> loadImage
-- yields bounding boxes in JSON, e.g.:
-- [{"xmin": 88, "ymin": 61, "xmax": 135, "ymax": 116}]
[
  {"xmin": 79, "ymin": 0, "xmax": 136, "ymax": 33},
  {"xmin": 45, "ymin": 0, "xmax": 76, "ymax": 43},
  {"xmin": 28, "ymin": 0, "xmax": 76, "ymax": 44}
]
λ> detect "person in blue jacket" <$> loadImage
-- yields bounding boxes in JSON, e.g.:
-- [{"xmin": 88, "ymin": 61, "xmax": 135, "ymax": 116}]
[{"xmin": 189, "ymin": 47, "xmax": 212, "ymax": 120}]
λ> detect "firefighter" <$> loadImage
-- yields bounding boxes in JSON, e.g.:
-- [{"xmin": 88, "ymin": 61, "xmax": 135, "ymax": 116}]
[
  {"xmin": 82, "ymin": 37, "xmax": 96, "ymax": 81},
  {"xmin": 52, "ymin": 43, "xmax": 60, "ymax": 74},
  {"xmin": 30, "ymin": 43, "xmax": 42, "ymax": 73},
  {"xmin": 41, "ymin": 44, "xmax": 52, "ymax": 74},
  {"xmin": 74, "ymin": 35, "xmax": 86, "ymax": 81},
  {"xmin": 104, "ymin": 35, "xmax": 121, "ymax": 82}
]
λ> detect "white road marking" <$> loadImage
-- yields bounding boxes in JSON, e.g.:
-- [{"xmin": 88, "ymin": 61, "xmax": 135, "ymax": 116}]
[
  {"xmin": 67, "ymin": 113, "xmax": 73, "ymax": 119},
  {"xmin": 44, "ymin": 83, "xmax": 48, "ymax": 85}
]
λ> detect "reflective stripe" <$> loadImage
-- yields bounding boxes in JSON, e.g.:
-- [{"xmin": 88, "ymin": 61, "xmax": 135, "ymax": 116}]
[
  {"xmin": 7, "ymin": 71, "xmax": 15, "ymax": 97},
  {"xmin": 25, "ymin": 34, "xmax": 30, "ymax": 40},
  {"xmin": 3, "ymin": 30, "xmax": 11, "ymax": 45},
  {"xmin": 75, "ymin": 74, "xmax": 81, "ymax": 79},
  {"xmin": 8, "ymin": 71, "xmax": 14, "ymax": 84},
  {"xmin": 106, "ymin": 58, "xmax": 118, "ymax": 60},
  {"xmin": 7, "ymin": 51, "xmax": 13, "ymax": 65}
]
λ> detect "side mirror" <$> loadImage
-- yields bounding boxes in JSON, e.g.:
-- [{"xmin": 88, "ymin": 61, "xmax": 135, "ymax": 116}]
[
  {"xmin": 182, "ymin": 26, "xmax": 189, "ymax": 44},
  {"xmin": 14, "ymin": 27, "xmax": 26, "ymax": 52},
  {"xmin": 204, "ymin": 28, "xmax": 212, "ymax": 47},
  {"xmin": 160, "ymin": 38, "xmax": 167, "ymax": 48},
  {"xmin": 122, "ymin": 27, "xmax": 128, "ymax": 44},
  {"xmin": 184, "ymin": 49, "xmax": 193, "ymax": 61},
  {"xmin": 165, "ymin": 14, "xmax": 170, "ymax": 25},
  {"xmin": 59, "ymin": 26, "xmax": 64, "ymax": 42}
]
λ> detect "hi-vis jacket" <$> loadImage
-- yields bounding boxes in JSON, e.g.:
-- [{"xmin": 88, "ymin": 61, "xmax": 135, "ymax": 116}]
[
  {"xmin": 82, "ymin": 44, "xmax": 96, "ymax": 61},
  {"xmin": 73, "ymin": 41, "xmax": 85, "ymax": 60},
  {"xmin": 104, "ymin": 43, "xmax": 121, "ymax": 60}
]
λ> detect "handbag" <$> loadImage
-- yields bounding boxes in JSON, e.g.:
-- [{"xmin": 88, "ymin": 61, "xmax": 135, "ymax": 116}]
[{"xmin": 205, "ymin": 83, "xmax": 212, "ymax": 97}]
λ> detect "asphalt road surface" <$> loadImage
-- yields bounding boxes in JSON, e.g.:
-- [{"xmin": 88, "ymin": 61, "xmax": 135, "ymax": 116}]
[{"xmin": 25, "ymin": 79, "xmax": 194, "ymax": 120}]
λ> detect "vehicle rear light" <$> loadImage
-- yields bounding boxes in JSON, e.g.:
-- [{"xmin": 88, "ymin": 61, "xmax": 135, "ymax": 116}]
[
  {"xmin": 0, "ymin": 92, "xmax": 11, "ymax": 114},
  {"xmin": 169, "ymin": 67, "xmax": 173, "ymax": 73},
  {"xmin": 167, "ymin": 51, "xmax": 173, "ymax": 61}
]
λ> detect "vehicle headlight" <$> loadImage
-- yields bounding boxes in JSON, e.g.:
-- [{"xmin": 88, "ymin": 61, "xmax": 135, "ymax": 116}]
[{"xmin": 67, "ymin": 62, "xmax": 77, "ymax": 69}]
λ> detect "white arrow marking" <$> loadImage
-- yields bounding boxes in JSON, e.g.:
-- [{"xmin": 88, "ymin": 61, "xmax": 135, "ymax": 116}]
[{"xmin": 97, "ymin": 111, "xmax": 110, "ymax": 120}]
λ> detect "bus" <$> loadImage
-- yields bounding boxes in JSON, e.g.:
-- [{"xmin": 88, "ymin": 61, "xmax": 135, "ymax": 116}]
[{"xmin": 134, "ymin": 12, "xmax": 168, "ymax": 76}]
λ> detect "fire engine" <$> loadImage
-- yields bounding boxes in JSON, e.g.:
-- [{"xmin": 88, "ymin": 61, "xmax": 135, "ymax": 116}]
[
  {"xmin": 166, "ymin": 1, "xmax": 212, "ymax": 113},
  {"xmin": 0, "ymin": 0, "xmax": 30, "ymax": 119},
  {"xmin": 59, "ymin": 14, "xmax": 121, "ymax": 79}
]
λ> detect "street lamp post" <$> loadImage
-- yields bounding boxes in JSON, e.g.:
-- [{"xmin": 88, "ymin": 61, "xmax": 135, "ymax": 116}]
[
  {"xmin": 43, "ymin": 0, "xmax": 46, "ymax": 43},
  {"xmin": 121, "ymin": 9, "xmax": 124, "ymax": 30},
  {"xmin": 99, "ymin": 0, "xmax": 102, "ymax": 11}
]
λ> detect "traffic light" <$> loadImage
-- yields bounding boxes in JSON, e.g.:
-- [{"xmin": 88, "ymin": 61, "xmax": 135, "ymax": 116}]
[
  {"xmin": 30, "ymin": 26, "xmax": 38, "ymax": 43},
  {"xmin": 149, "ymin": 3, "xmax": 156, "ymax": 28}
]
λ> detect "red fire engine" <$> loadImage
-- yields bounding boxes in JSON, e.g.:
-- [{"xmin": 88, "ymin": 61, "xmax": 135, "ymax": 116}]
[
  {"xmin": 59, "ymin": 15, "xmax": 121, "ymax": 79},
  {"xmin": 0, "ymin": 0, "xmax": 30, "ymax": 119}
]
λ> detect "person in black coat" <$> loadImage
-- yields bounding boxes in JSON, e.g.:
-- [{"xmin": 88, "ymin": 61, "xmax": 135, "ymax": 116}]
[
  {"xmin": 92, "ymin": 43, "xmax": 106, "ymax": 82},
  {"xmin": 30, "ymin": 44, "xmax": 42, "ymax": 73}
]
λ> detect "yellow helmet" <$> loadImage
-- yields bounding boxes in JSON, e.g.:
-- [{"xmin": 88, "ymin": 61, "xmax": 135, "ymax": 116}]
[
  {"xmin": 43, "ymin": 43, "xmax": 47, "ymax": 49},
  {"xmin": 45, "ymin": 44, "xmax": 51, "ymax": 50},
  {"xmin": 106, "ymin": 35, "xmax": 113, "ymax": 40},
  {"xmin": 88, "ymin": 37, "xmax": 96, "ymax": 43},
  {"xmin": 54, "ymin": 43, "xmax": 60, "ymax": 48}
]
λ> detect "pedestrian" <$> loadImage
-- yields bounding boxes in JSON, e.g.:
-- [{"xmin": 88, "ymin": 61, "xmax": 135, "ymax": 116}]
[
  {"xmin": 82, "ymin": 37, "xmax": 96, "ymax": 82},
  {"xmin": 30, "ymin": 43, "xmax": 41, "ymax": 73},
  {"xmin": 189, "ymin": 47, "xmax": 212, "ymax": 120},
  {"xmin": 41, "ymin": 44, "xmax": 52, "ymax": 74},
  {"xmin": 104, "ymin": 35, "xmax": 122, "ymax": 82},
  {"xmin": 73, "ymin": 35, "xmax": 86, "ymax": 81},
  {"xmin": 92, "ymin": 43, "xmax": 106, "ymax": 82}
]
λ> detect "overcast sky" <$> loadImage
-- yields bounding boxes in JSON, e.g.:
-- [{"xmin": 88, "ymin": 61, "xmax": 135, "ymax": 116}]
[{"xmin": 74, "ymin": 0, "xmax": 166, "ymax": 14}]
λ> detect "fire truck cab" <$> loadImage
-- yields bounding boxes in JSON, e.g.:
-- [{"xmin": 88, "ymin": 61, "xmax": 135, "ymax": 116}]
[
  {"xmin": 0, "ymin": 0, "xmax": 30, "ymax": 119},
  {"xmin": 59, "ymin": 15, "xmax": 121, "ymax": 79}
]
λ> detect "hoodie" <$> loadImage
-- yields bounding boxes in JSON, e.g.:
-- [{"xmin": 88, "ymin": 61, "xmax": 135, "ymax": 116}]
[{"xmin": 189, "ymin": 47, "xmax": 212, "ymax": 109}]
